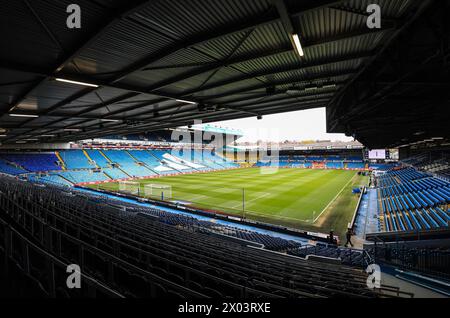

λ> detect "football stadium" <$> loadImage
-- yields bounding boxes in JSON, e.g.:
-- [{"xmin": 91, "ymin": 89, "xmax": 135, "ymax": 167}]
[{"xmin": 0, "ymin": 0, "xmax": 449, "ymax": 305}]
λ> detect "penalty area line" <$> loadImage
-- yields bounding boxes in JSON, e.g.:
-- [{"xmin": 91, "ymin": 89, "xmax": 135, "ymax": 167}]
[{"xmin": 311, "ymin": 173, "xmax": 358, "ymax": 224}]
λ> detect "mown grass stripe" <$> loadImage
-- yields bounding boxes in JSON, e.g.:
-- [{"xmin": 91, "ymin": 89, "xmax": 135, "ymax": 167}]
[{"xmin": 91, "ymin": 168, "xmax": 366, "ymax": 236}]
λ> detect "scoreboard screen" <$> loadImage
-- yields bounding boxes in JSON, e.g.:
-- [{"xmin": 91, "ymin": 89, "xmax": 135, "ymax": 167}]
[{"xmin": 368, "ymin": 149, "xmax": 386, "ymax": 159}]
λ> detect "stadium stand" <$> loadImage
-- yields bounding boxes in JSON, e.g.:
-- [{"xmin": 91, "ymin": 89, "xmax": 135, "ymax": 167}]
[
  {"xmin": 102, "ymin": 167, "xmax": 130, "ymax": 180},
  {"xmin": 58, "ymin": 170, "xmax": 111, "ymax": 184},
  {"xmin": 0, "ymin": 158, "xmax": 27, "ymax": 175},
  {"xmin": 254, "ymin": 153, "xmax": 367, "ymax": 170},
  {"xmin": 102, "ymin": 150, "xmax": 156, "ymax": 178},
  {"xmin": 200, "ymin": 151, "xmax": 238, "ymax": 169},
  {"xmin": 402, "ymin": 151, "xmax": 450, "ymax": 181},
  {"xmin": 326, "ymin": 162, "xmax": 344, "ymax": 169},
  {"xmin": 255, "ymin": 152, "xmax": 366, "ymax": 170},
  {"xmin": 0, "ymin": 148, "xmax": 240, "ymax": 186},
  {"xmin": 175, "ymin": 150, "xmax": 210, "ymax": 171},
  {"xmin": 85, "ymin": 150, "xmax": 111, "ymax": 168},
  {"xmin": 0, "ymin": 175, "xmax": 389, "ymax": 298},
  {"xmin": 127, "ymin": 150, "xmax": 164, "ymax": 169},
  {"xmin": 288, "ymin": 243, "xmax": 367, "ymax": 268},
  {"xmin": 347, "ymin": 162, "xmax": 366, "ymax": 169},
  {"xmin": 2, "ymin": 0, "xmax": 449, "ymax": 301},
  {"xmin": 0, "ymin": 153, "xmax": 61, "ymax": 172},
  {"xmin": 148, "ymin": 150, "xmax": 191, "ymax": 171},
  {"xmin": 376, "ymin": 167, "xmax": 450, "ymax": 233},
  {"xmin": 163, "ymin": 152, "xmax": 206, "ymax": 171},
  {"xmin": 58, "ymin": 150, "xmax": 95, "ymax": 169},
  {"xmin": 370, "ymin": 163, "xmax": 395, "ymax": 170},
  {"xmin": 120, "ymin": 150, "xmax": 176, "ymax": 175},
  {"xmin": 28, "ymin": 174, "xmax": 73, "ymax": 187}
]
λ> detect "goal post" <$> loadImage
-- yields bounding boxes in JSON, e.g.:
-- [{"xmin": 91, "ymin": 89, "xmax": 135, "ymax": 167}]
[
  {"xmin": 144, "ymin": 184, "xmax": 172, "ymax": 200},
  {"xmin": 118, "ymin": 180, "xmax": 140, "ymax": 195}
]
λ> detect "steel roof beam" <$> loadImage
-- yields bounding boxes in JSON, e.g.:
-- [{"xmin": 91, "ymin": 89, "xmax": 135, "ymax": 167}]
[
  {"xmin": 196, "ymin": 70, "xmax": 355, "ymax": 101},
  {"xmin": 142, "ymin": 27, "xmax": 381, "ymax": 93},
  {"xmin": 87, "ymin": 99, "xmax": 329, "ymax": 139},
  {"xmin": 327, "ymin": 0, "xmax": 434, "ymax": 132},
  {"xmin": 110, "ymin": 1, "xmax": 344, "ymax": 83},
  {"xmin": 1, "ymin": 0, "xmax": 151, "ymax": 119},
  {"xmin": 179, "ymin": 52, "xmax": 372, "ymax": 98},
  {"xmin": 0, "ymin": 68, "xmax": 349, "ymax": 142}
]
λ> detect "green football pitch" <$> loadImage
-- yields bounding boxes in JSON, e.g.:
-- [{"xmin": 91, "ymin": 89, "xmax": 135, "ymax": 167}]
[{"xmin": 90, "ymin": 168, "xmax": 367, "ymax": 237}]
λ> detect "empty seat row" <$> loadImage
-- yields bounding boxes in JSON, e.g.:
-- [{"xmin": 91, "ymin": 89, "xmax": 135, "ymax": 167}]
[{"xmin": 0, "ymin": 175, "xmax": 380, "ymax": 298}]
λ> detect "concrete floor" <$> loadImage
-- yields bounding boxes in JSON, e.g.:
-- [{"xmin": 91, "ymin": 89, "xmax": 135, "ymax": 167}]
[{"xmin": 380, "ymin": 271, "xmax": 446, "ymax": 298}]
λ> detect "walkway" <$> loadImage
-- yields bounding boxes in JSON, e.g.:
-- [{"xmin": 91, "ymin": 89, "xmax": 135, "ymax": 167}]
[{"xmin": 353, "ymin": 188, "xmax": 380, "ymax": 247}]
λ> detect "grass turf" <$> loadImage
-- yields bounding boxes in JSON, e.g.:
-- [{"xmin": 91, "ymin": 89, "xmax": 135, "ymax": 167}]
[{"xmin": 91, "ymin": 168, "xmax": 367, "ymax": 238}]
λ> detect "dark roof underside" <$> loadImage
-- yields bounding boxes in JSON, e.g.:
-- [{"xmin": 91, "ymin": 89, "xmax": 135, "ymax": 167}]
[{"xmin": 0, "ymin": 0, "xmax": 446, "ymax": 148}]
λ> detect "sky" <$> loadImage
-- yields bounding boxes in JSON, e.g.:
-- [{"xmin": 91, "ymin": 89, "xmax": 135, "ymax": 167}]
[{"xmin": 197, "ymin": 107, "xmax": 354, "ymax": 142}]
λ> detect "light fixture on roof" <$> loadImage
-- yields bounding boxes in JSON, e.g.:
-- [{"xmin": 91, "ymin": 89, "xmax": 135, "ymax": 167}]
[
  {"xmin": 15, "ymin": 141, "xmax": 27, "ymax": 144},
  {"xmin": 291, "ymin": 33, "xmax": 304, "ymax": 57},
  {"xmin": 23, "ymin": 138, "xmax": 38, "ymax": 141},
  {"xmin": 55, "ymin": 78, "xmax": 99, "ymax": 88},
  {"xmin": 40, "ymin": 134, "xmax": 55, "ymax": 137},
  {"xmin": 0, "ymin": 135, "xmax": 7, "ymax": 137},
  {"xmin": 101, "ymin": 119, "xmax": 121, "ymax": 122},
  {"xmin": 176, "ymin": 99, "xmax": 197, "ymax": 105},
  {"xmin": 286, "ymin": 87, "xmax": 302, "ymax": 94},
  {"xmin": 63, "ymin": 128, "xmax": 81, "ymax": 132},
  {"xmin": 9, "ymin": 113, "xmax": 39, "ymax": 118},
  {"xmin": 304, "ymin": 84, "xmax": 318, "ymax": 92},
  {"xmin": 323, "ymin": 83, "xmax": 337, "ymax": 89}
]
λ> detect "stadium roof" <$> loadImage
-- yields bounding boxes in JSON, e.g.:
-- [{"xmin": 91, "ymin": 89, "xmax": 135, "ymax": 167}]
[{"xmin": 0, "ymin": 0, "xmax": 445, "ymax": 148}]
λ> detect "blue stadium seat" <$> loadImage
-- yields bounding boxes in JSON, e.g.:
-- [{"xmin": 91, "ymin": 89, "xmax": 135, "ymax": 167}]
[
  {"xmin": 85, "ymin": 150, "xmax": 110, "ymax": 168},
  {"xmin": 376, "ymin": 166, "xmax": 450, "ymax": 233},
  {"xmin": 102, "ymin": 150, "xmax": 156, "ymax": 177},
  {"xmin": 59, "ymin": 150, "xmax": 95, "ymax": 169},
  {"xmin": 1, "ymin": 153, "xmax": 61, "ymax": 172},
  {"xmin": 0, "ymin": 158, "xmax": 27, "ymax": 175}
]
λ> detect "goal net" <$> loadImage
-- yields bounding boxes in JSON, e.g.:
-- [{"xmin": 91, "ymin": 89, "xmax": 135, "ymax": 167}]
[
  {"xmin": 144, "ymin": 184, "xmax": 172, "ymax": 200},
  {"xmin": 118, "ymin": 181, "xmax": 140, "ymax": 195}
]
